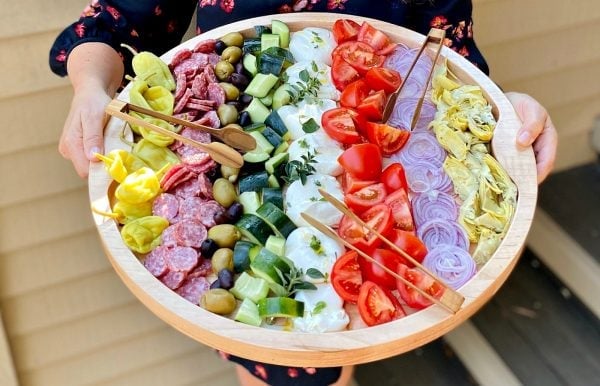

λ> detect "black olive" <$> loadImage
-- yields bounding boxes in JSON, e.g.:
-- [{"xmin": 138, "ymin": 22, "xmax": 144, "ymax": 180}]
[
  {"xmin": 227, "ymin": 101, "xmax": 243, "ymax": 111},
  {"xmin": 239, "ymin": 93, "xmax": 253, "ymax": 105},
  {"xmin": 238, "ymin": 111, "xmax": 251, "ymax": 127},
  {"xmin": 214, "ymin": 40, "xmax": 227, "ymax": 55},
  {"xmin": 217, "ymin": 269, "xmax": 234, "ymax": 290},
  {"xmin": 228, "ymin": 73, "xmax": 250, "ymax": 89},
  {"xmin": 213, "ymin": 210, "xmax": 232, "ymax": 225},
  {"xmin": 209, "ymin": 279, "xmax": 222, "ymax": 289},
  {"xmin": 235, "ymin": 61, "xmax": 244, "ymax": 74},
  {"xmin": 226, "ymin": 202, "xmax": 244, "ymax": 223},
  {"xmin": 200, "ymin": 238, "xmax": 219, "ymax": 258}
]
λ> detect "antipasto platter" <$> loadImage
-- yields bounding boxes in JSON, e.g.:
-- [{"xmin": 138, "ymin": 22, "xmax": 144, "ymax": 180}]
[{"xmin": 89, "ymin": 13, "xmax": 537, "ymax": 366}]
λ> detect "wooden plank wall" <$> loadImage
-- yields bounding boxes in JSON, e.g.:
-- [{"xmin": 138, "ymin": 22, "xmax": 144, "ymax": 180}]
[{"xmin": 0, "ymin": 1, "xmax": 598, "ymax": 385}]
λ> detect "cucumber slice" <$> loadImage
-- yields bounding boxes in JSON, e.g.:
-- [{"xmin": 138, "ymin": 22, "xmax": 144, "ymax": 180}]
[
  {"xmin": 230, "ymin": 272, "xmax": 270, "ymax": 303},
  {"xmin": 238, "ymin": 191, "xmax": 261, "ymax": 214},
  {"xmin": 236, "ymin": 214, "xmax": 274, "ymax": 245},
  {"xmin": 271, "ymin": 20, "xmax": 290, "ymax": 49},
  {"xmin": 265, "ymin": 152, "xmax": 288, "ymax": 175},
  {"xmin": 257, "ymin": 297, "xmax": 304, "ymax": 318},
  {"xmin": 242, "ymin": 131, "xmax": 274, "ymax": 163},
  {"xmin": 243, "ymin": 38, "xmax": 261, "ymax": 55},
  {"xmin": 256, "ymin": 202, "xmax": 297, "ymax": 238},
  {"xmin": 234, "ymin": 298, "xmax": 262, "ymax": 327},
  {"xmin": 261, "ymin": 188, "xmax": 283, "ymax": 210},
  {"xmin": 238, "ymin": 171, "xmax": 269, "ymax": 194},
  {"xmin": 242, "ymin": 53, "xmax": 258, "ymax": 77},
  {"xmin": 250, "ymin": 247, "xmax": 292, "ymax": 284},
  {"xmin": 267, "ymin": 174, "xmax": 280, "ymax": 188},
  {"xmin": 265, "ymin": 235, "xmax": 286, "ymax": 256},
  {"xmin": 242, "ymin": 151, "xmax": 269, "ymax": 163},
  {"xmin": 245, "ymin": 73, "xmax": 279, "ymax": 98},
  {"xmin": 262, "ymin": 127, "xmax": 283, "ymax": 148},
  {"xmin": 244, "ymin": 98, "xmax": 271, "ymax": 123},
  {"xmin": 272, "ymin": 83, "xmax": 293, "ymax": 110},
  {"xmin": 260, "ymin": 33, "xmax": 280, "ymax": 51},
  {"xmin": 259, "ymin": 90, "xmax": 274, "ymax": 107},
  {"xmin": 233, "ymin": 240, "xmax": 257, "ymax": 273},
  {"xmin": 243, "ymin": 122, "xmax": 266, "ymax": 132},
  {"xmin": 273, "ymin": 141, "xmax": 289, "ymax": 155},
  {"xmin": 264, "ymin": 110, "xmax": 289, "ymax": 137}
]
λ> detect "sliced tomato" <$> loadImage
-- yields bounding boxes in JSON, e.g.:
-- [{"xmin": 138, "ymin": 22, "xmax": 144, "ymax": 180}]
[
  {"xmin": 321, "ymin": 107, "xmax": 361, "ymax": 145},
  {"xmin": 340, "ymin": 79, "xmax": 371, "ymax": 108},
  {"xmin": 331, "ymin": 55, "xmax": 361, "ymax": 91},
  {"xmin": 333, "ymin": 41, "xmax": 385, "ymax": 75},
  {"xmin": 358, "ymin": 281, "xmax": 405, "ymax": 326},
  {"xmin": 338, "ymin": 203, "xmax": 393, "ymax": 251},
  {"xmin": 387, "ymin": 229, "xmax": 428, "ymax": 266},
  {"xmin": 341, "ymin": 172, "xmax": 376, "ymax": 194},
  {"xmin": 331, "ymin": 250, "xmax": 363, "ymax": 303},
  {"xmin": 345, "ymin": 182, "xmax": 387, "ymax": 213},
  {"xmin": 384, "ymin": 188, "xmax": 415, "ymax": 231},
  {"xmin": 365, "ymin": 122, "xmax": 410, "ymax": 155},
  {"xmin": 359, "ymin": 248, "xmax": 406, "ymax": 289},
  {"xmin": 338, "ymin": 143, "xmax": 382, "ymax": 181},
  {"xmin": 381, "ymin": 163, "xmax": 408, "ymax": 193},
  {"xmin": 332, "ymin": 19, "xmax": 361, "ymax": 44},
  {"xmin": 396, "ymin": 264, "xmax": 445, "ymax": 310},
  {"xmin": 357, "ymin": 22, "xmax": 397, "ymax": 55},
  {"xmin": 356, "ymin": 90, "xmax": 386, "ymax": 121},
  {"xmin": 365, "ymin": 67, "xmax": 402, "ymax": 94}
]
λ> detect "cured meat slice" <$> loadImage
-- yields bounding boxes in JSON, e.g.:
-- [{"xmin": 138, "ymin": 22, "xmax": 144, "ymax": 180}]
[
  {"xmin": 165, "ymin": 246, "xmax": 199, "ymax": 272},
  {"xmin": 207, "ymin": 83, "xmax": 226, "ymax": 106},
  {"xmin": 185, "ymin": 102, "xmax": 213, "ymax": 112},
  {"xmin": 174, "ymin": 88, "xmax": 194, "ymax": 114},
  {"xmin": 179, "ymin": 127, "xmax": 211, "ymax": 143},
  {"xmin": 173, "ymin": 60, "xmax": 197, "ymax": 77},
  {"xmin": 197, "ymin": 172, "xmax": 214, "ymax": 199},
  {"xmin": 174, "ymin": 72, "xmax": 187, "ymax": 101},
  {"xmin": 173, "ymin": 220, "xmax": 207, "ymax": 248},
  {"xmin": 186, "ymin": 159, "xmax": 217, "ymax": 176},
  {"xmin": 161, "ymin": 164, "xmax": 195, "ymax": 192},
  {"xmin": 204, "ymin": 64, "xmax": 218, "ymax": 83},
  {"xmin": 179, "ymin": 196, "xmax": 207, "ymax": 222},
  {"xmin": 197, "ymin": 200, "xmax": 226, "ymax": 228},
  {"xmin": 173, "ymin": 174, "xmax": 203, "ymax": 198},
  {"xmin": 191, "ymin": 52, "xmax": 210, "ymax": 68},
  {"xmin": 176, "ymin": 276, "xmax": 210, "ymax": 304},
  {"xmin": 152, "ymin": 193, "xmax": 179, "ymax": 222},
  {"xmin": 193, "ymin": 39, "xmax": 217, "ymax": 53},
  {"xmin": 188, "ymin": 259, "xmax": 212, "ymax": 278},
  {"xmin": 160, "ymin": 225, "xmax": 178, "ymax": 247},
  {"xmin": 144, "ymin": 246, "xmax": 169, "ymax": 277},
  {"xmin": 207, "ymin": 53, "xmax": 220, "ymax": 66},
  {"xmin": 191, "ymin": 72, "xmax": 208, "ymax": 99},
  {"xmin": 202, "ymin": 110, "xmax": 220, "ymax": 129},
  {"xmin": 170, "ymin": 48, "xmax": 192, "ymax": 68},
  {"xmin": 161, "ymin": 270, "xmax": 187, "ymax": 290}
]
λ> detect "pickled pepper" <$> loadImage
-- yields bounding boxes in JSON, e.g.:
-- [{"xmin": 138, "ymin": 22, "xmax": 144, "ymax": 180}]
[
  {"xmin": 133, "ymin": 139, "xmax": 180, "ymax": 171},
  {"xmin": 136, "ymin": 117, "xmax": 177, "ymax": 147},
  {"xmin": 120, "ymin": 215, "xmax": 169, "ymax": 254},
  {"xmin": 114, "ymin": 166, "xmax": 162, "ymax": 204},
  {"xmin": 112, "ymin": 200, "xmax": 153, "ymax": 224},
  {"xmin": 121, "ymin": 43, "xmax": 176, "ymax": 91},
  {"xmin": 95, "ymin": 149, "xmax": 149, "ymax": 183}
]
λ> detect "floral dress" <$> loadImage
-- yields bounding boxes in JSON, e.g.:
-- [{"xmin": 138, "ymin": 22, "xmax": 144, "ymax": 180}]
[{"xmin": 49, "ymin": 1, "xmax": 487, "ymax": 385}]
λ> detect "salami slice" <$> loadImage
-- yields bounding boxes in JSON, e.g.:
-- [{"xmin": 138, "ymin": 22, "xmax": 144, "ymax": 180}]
[
  {"xmin": 186, "ymin": 159, "xmax": 217, "ymax": 175},
  {"xmin": 191, "ymin": 72, "xmax": 209, "ymax": 99},
  {"xmin": 202, "ymin": 110, "xmax": 220, "ymax": 129},
  {"xmin": 174, "ymin": 220, "xmax": 207, "ymax": 248},
  {"xmin": 188, "ymin": 259, "xmax": 212, "ymax": 278},
  {"xmin": 144, "ymin": 246, "xmax": 169, "ymax": 277},
  {"xmin": 173, "ymin": 59, "xmax": 198, "ymax": 77},
  {"xmin": 165, "ymin": 246, "xmax": 199, "ymax": 272},
  {"xmin": 152, "ymin": 193, "xmax": 180, "ymax": 222},
  {"xmin": 197, "ymin": 200, "xmax": 226, "ymax": 228},
  {"xmin": 179, "ymin": 196, "xmax": 207, "ymax": 222},
  {"xmin": 193, "ymin": 39, "xmax": 217, "ymax": 53},
  {"xmin": 160, "ymin": 225, "xmax": 178, "ymax": 247},
  {"xmin": 161, "ymin": 270, "xmax": 187, "ymax": 290},
  {"xmin": 174, "ymin": 72, "xmax": 188, "ymax": 101},
  {"xmin": 207, "ymin": 53, "xmax": 220, "ymax": 66},
  {"xmin": 170, "ymin": 48, "xmax": 192, "ymax": 68},
  {"xmin": 204, "ymin": 64, "xmax": 218, "ymax": 83},
  {"xmin": 174, "ymin": 88, "xmax": 194, "ymax": 114},
  {"xmin": 185, "ymin": 102, "xmax": 213, "ymax": 112},
  {"xmin": 161, "ymin": 164, "xmax": 195, "ymax": 192},
  {"xmin": 176, "ymin": 276, "xmax": 210, "ymax": 304},
  {"xmin": 179, "ymin": 127, "xmax": 211, "ymax": 143},
  {"xmin": 197, "ymin": 172, "xmax": 214, "ymax": 199},
  {"xmin": 207, "ymin": 83, "xmax": 226, "ymax": 106},
  {"xmin": 191, "ymin": 52, "xmax": 210, "ymax": 68}
]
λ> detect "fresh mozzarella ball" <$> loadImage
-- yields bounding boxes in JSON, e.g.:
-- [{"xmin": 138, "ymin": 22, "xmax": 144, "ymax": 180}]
[
  {"xmin": 285, "ymin": 61, "xmax": 340, "ymax": 101},
  {"xmin": 284, "ymin": 174, "xmax": 344, "ymax": 228},
  {"xmin": 288, "ymin": 130, "xmax": 343, "ymax": 176},
  {"xmin": 285, "ymin": 226, "xmax": 345, "ymax": 282},
  {"xmin": 289, "ymin": 28, "xmax": 336, "ymax": 66},
  {"xmin": 293, "ymin": 283, "xmax": 350, "ymax": 333},
  {"xmin": 277, "ymin": 99, "xmax": 337, "ymax": 141}
]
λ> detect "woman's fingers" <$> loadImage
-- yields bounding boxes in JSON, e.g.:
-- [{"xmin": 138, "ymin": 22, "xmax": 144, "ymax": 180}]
[{"xmin": 532, "ymin": 117, "xmax": 558, "ymax": 183}]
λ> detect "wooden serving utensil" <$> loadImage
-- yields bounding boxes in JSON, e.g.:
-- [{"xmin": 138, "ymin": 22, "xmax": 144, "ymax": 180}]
[
  {"xmin": 317, "ymin": 188, "xmax": 465, "ymax": 312},
  {"xmin": 381, "ymin": 28, "xmax": 446, "ymax": 128},
  {"xmin": 105, "ymin": 99, "xmax": 245, "ymax": 169},
  {"xmin": 301, "ymin": 212, "xmax": 462, "ymax": 314}
]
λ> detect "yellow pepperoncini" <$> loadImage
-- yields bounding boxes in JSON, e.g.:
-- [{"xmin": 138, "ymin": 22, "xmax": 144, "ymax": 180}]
[
  {"xmin": 121, "ymin": 44, "xmax": 176, "ymax": 91},
  {"xmin": 133, "ymin": 139, "xmax": 180, "ymax": 171},
  {"xmin": 134, "ymin": 116, "xmax": 177, "ymax": 147},
  {"xmin": 115, "ymin": 166, "xmax": 162, "ymax": 204},
  {"xmin": 95, "ymin": 149, "xmax": 149, "ymax": 183},
  {"xmin": 120, "ymin": 215, "xmax": 169, "ymax": 254},
  {"xmin": 143, "ymin": 85, "xmax": 174, "ymax": 115},
  {"xmin": 112, "ymin": 200, "xmax": 154, "ymax": 224}
]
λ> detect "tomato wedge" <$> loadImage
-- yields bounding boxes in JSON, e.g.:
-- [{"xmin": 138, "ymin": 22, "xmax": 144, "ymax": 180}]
[
  {"xmin": 333, "ymin": 41, "xmax": 385, "ymax": 75},
  {"xmin": 338, "ymin": 203, "xmax": 393, "ymax": 251},
  {"xmin": 381, "ymin": 162, "xmax": 409, "ymax": 193},
  {"xmin": 365, "ymin": 122, "xmax": 410, "ymax": 155},
  {"xmin": 384, "ymin": 188, "xmax": 415, "ymax": 231},
  {"xmin": 321, "ymin": 107, "xmax": 361, "ymax": 145},
  {"xmin": 365, "ymin": 67, "xmax": 402, "ymax": 94},
  {"xmin": 357, "ymin": 22, "xmax": 397, "ymax": 55},
  {"xmin": 338, "ymin": 143, "xmax": 382, "ymax": 181},
  {"xmin": 331, "ymin": 55, "xmax": 361, "ymax": 91},
  {"xmin": 340, "ymin": 79, "xmax": 371, "ymax": 108},
  {"xmin": 387, "ymin": 229, "xmax": 428, "ymax": 266},
  {"xmin": 359, "ymin": 248, "xmax": 405, "ymax": 289},
  {"xmin": 358, "ymin": 281, "xmax": 405, "ymax": 326},
  {"xmin": 341, "ymin": 172, "xmax": 376, "ymax": 194},
  {"xmin": 396, "ymin": 264, "xmax": 445, "ymax": 310},
  {"xmin": 345, "ymin": 182, "xmax": 387, "ymax": 213},
  {"xmin": 356, "ymin": 90, "xmax": 386, "ymax": 121},
  {"xmin": 332, "ymin": 19, "xmax": 361, "ymax": 44},
  {"xmin": 331, "ymin": 250, "xmax": 363, "ymax": 303}
]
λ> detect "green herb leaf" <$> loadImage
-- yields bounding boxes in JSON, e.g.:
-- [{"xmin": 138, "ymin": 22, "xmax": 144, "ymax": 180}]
[
  {"xmin": 299, "ymin": 69, "xmax": 310, "ymax": 83},
  {"xmin": 302, "ymin": 118, "xmax": 319, "ymax": 133},
  {"xmin": 309, "ymin": 237, "xmax": 324, "ymax": 256},
  {"xmin": 306, "ymin": 268, "xmax": 325, "ymax": 279},
  {"xmin": 312, "ymin": 301, "xmax": 327, "ymax": 315}
]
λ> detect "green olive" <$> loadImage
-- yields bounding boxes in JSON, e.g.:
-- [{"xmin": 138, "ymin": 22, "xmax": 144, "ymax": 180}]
[
  {"xmin": 211, "ymin": 247, "xmax": 234, "ymax": 273},
  {"xmin": 220, "ymin": 32, "xmax": 244, "ymax": 47},
  {"xmin": 217, "ymin": 104, "xmax": 238, "ymax": 126},
  {"xmin": 219, "ymin": 82, "xmax": 240, "ymax": 101},
  {"xmin": 208, "ymin": 224, "xmax": 241, "ymax": 249},
  {"xmin": 221, "ymin": 46, "xmax": 243, "ymax": 64},
  {"xmin": 212, "ymin": 178, "xmax": 238, "ymax": 208},
  {"xmin": 200, "ymin": 288, "xmax": 237, "ymax": 315},
  {"xmin": 215, "ymin": 60, "xmax": 235, "ymax": 81},
  {"xmin": 220, "ymin": 165, "xmax": 240, "ymax": 183}
]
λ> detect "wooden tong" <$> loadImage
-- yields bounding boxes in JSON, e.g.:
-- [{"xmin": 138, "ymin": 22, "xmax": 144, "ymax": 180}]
[
  {"xmin": 302, "ymin": 188, "xmax": 465, "ymax": 314},
  {"xmin": 105, "ymin": 99, "xmax": 255, "ymax": 169},
  {"xmin": 381, "ymin": 28, "xmax": 446, "ymax": 128}
]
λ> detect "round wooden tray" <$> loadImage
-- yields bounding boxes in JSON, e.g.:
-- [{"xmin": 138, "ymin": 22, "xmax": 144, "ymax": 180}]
[{"xmin": 89, "ymin": 13, "xmax": 538, "ymax": 367}]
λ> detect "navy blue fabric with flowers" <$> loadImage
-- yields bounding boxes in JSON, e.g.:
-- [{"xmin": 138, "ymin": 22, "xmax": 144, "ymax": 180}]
[{"xmin": 49, "ymin": 1, "xmax": 487, "ymax": 385}]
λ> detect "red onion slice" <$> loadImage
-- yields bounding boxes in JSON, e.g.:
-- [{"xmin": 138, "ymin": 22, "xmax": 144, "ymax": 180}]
[
  {"xmin": 417, "ymin": 218, "xmax": 470, "ymax": 251},
  {"xmin": 423, "ymin": 244, "xmax": 477, "ymax": 289},
  {"xmin": 412, "ymin": 192, "xmax": 459, "ymax": 228},
  {"xmin": 405, "ymin": 159, "xmax": 452, "ymax": 194},
  {"xmin": 383, "ymin": 43, "xmax": 411, "ymax": 69},
  {"xmin": 388, "ymin": 97, "xmax": 437, "ymax": 132},
  {"xmin": 392, "ymin": 131, "xmax": 446, "ymax": 166}
]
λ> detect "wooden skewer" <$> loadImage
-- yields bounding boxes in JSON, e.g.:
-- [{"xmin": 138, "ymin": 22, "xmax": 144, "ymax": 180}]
[
  {"xmin": 317, "ymin": 188, "xmax": 465, "ymax": 313},
  {"xmin": 381, "ymin": 28, "xmax": 446, "ymax": 127},
  {"xmin": 301, "ymin": 213, "xmax": 461, "ymax": 314},
  {"xmin": 105, "ymin": 99, "xmax": 245, "ymax": 169}
]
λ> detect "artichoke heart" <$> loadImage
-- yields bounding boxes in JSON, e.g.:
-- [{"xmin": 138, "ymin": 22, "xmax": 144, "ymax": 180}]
[
  {"xmin": 444, "ymin": 156, "xmax": 478, "ymax": 200},
  {"xmin": 433, "ymin": 121, "xmax": 468, "ymax": 160}
]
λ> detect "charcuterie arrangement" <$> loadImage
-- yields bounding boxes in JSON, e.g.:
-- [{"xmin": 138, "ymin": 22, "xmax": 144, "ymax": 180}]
[{"xmin": 97, "ymin": 18, "xmax": 517, "ymax": 333}]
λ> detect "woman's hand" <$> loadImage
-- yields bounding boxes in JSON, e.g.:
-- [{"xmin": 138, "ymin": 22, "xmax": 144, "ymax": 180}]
[
  {"xmin": 59, "ymin": 82, "xmax": 112, "ymax": 178},
  {"xmin": 506, "ymin": 92, "xmax": 558, "ymax": 184}
]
